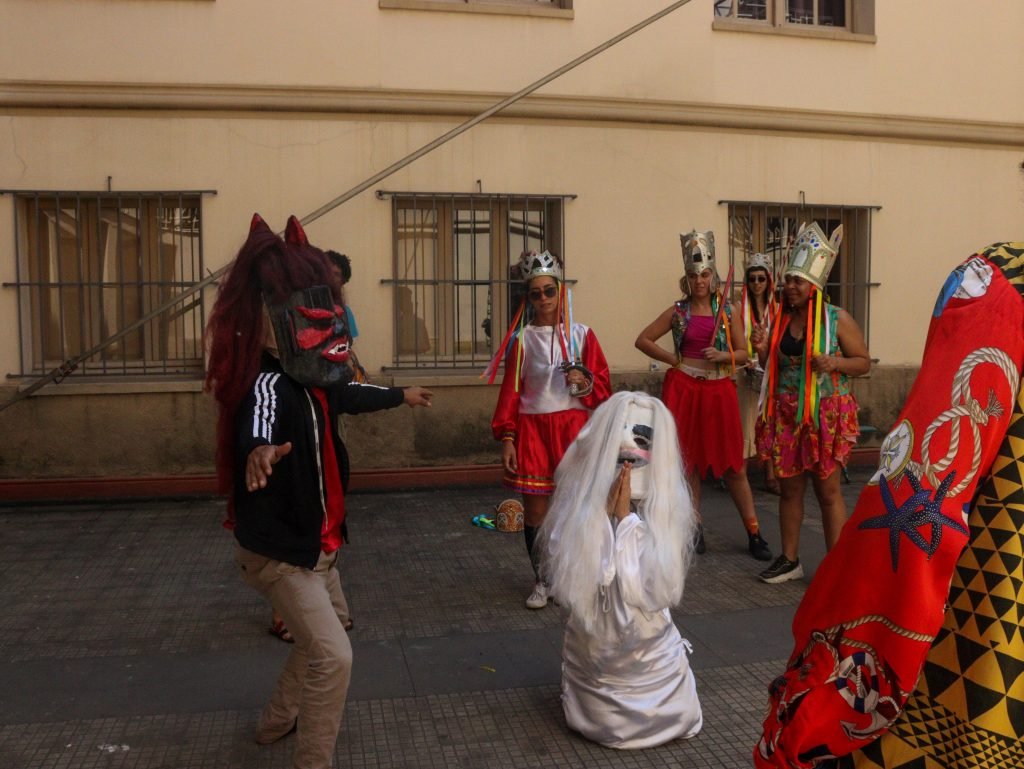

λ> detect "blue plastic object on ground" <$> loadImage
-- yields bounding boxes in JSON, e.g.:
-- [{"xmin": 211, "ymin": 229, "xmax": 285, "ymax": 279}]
[{"xmin": 471, "ymin": 514, "xmax": 496, "ymax": 530}]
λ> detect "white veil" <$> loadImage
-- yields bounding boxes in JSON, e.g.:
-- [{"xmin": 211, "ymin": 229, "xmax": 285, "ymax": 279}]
[{"xmin": 539, "ymin": 391, "xmax": 696, "ymax": 631}]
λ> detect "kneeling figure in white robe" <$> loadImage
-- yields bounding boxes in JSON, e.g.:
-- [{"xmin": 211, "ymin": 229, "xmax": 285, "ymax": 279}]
[{"xmin": 541, "ymin": 391, "xmax": 702, "ymax": 749}]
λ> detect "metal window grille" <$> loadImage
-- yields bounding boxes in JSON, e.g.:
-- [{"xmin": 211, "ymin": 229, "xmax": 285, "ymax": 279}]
[
  {"xmin": 786, "ymin": 0, "xmax": 847, "ymax": 26},
  {"xmin": 6, "ymin": 191, "xmax": 207, "ymax": 378},
  {"xmin": 429, "ymin": 0, "xmax": 571, "ymax": 7},
  {"xmin": 383, "ymin": 192, "xmax": 571, "ymax": 370},
  {"xmin": 473, "ymin": 0, "xmax": 568, "ymax": 5},
  {"xmin": 715, "ymin": 1, "xmax": 769, "ymax": 21},
  {"xmin": 717, "ymin": 0, "xmax": 851, "ymax": 27},
  {"xmin": 721, "ymin": 199, "xmax": 878, "ymax": 347}
]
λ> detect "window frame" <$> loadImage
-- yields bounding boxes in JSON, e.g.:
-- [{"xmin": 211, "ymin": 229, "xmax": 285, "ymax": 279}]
[
  {"xmin": 379, "ymin": 0, "xmax": 573, "ymax": 19},
  {"xmin": 382, "ymin": 190, "xmax": 572, "ymax": 371},
  {"xmin": 5, "ymin": 190, "xmax": 210, "ymax": 381},
  {"xmin": 720, "ymin": 199, "xmax": 879, "ymax": 348},
  {"xmin": 713, "ymin": 0, "xmax": 875, "ymax": 42}
]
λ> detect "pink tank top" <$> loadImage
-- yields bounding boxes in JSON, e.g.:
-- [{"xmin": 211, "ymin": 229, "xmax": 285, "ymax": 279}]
[{"xmin": 680, "ymin": 315, "xmax": 715, "ymax": 359}]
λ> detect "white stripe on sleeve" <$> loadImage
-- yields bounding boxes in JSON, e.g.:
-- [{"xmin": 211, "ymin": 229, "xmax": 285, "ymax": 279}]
[{"xmin": 252, "ymin": 373, "xmax": 281, "ymax": 441}]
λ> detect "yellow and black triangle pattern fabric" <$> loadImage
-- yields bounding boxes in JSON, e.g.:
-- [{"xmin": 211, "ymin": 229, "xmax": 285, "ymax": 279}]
[
  {"xmin": 983, "ymin": 242, "xmax": 1024, "ymax": 296},
  {"xmin": 842, "ymin": 331, "xmax": 1024, "ymax": 769}
]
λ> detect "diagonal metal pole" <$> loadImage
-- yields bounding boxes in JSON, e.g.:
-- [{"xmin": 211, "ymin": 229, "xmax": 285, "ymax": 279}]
[
  {"xmin": 300, "ymin": 0, "xmax": 694, "ymax": 227},
  {"xmin": 0, "ymin": 0, "xmax": 693, "ymax": 413}
]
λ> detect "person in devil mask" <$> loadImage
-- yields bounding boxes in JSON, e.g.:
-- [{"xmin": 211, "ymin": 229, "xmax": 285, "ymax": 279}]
[{"xmin": 205, "ymin": 214, "xmax": 432, "ymax": 769}]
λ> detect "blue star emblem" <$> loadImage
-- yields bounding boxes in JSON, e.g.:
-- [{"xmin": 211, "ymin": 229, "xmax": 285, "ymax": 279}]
[{"xmin": 859, "ymin": 469, "xmax": 968, "ymax": 571}]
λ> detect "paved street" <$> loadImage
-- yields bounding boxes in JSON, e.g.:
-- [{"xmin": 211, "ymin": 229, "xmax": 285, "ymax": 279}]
[{"xmin": 0, "ymin": 469, "xmax": 870, "ymax": 769}]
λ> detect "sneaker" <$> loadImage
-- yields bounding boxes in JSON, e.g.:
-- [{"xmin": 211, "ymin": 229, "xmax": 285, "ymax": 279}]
[
  {"xmin": 525, "ymin": 582, "xmax": 550, "ymax": 609},
  {"xmin": 759, "ymin": 555, "xmax": 804, "ymax": 584},
  {"xmin": 748, "ymin": 532, "xmax": 773, "ymax": 562},
  {"xmin": 693, "ymin": 524, "xmax": 707, "ymax": 555}
]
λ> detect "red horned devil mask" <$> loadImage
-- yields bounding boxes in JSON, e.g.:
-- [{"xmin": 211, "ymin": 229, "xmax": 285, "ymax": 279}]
[{"xmin": 263, "ymin": 215, "xmax": 353, "ymax": 389}]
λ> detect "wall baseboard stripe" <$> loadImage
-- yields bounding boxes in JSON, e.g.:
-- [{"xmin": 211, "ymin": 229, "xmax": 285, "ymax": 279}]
[{"xmin": 0, "ymin": 450, "xmax": 879, "ymax": 503}]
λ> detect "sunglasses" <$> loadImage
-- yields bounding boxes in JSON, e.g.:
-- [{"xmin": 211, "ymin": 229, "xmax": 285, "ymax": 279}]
[
  {"xmin": 748, "ymin": 275, "xmax": 768, "ymax": 284},
  {"xmin": 528, "ymin": 286, "xmax": 559, "ymax": 301}
]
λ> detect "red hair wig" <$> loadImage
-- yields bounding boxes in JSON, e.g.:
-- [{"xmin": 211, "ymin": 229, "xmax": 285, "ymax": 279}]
[{"xmin": 204, "ymin": 214, "xmax": 334, "ymax": 499}]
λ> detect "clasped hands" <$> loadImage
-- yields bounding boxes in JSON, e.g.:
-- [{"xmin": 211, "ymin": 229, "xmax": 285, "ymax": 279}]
[{"xmin": 606, "ymin": 462, "xmax": 634, "ymax": 522}]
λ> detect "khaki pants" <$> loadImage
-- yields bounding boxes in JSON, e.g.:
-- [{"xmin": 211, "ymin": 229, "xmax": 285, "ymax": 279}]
[{"xmin": 236, "ymin": 545, "xmax": 353, "ymax": 769}]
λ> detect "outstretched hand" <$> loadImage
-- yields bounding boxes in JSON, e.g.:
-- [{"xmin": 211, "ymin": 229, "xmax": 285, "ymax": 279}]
[
  {"xmin": 246, "ymin": 442, "xmax": 293, "ymax": 492},
  {"xmin": 403, "ymin": 386, "xmax": 434, "ymax": 407}
]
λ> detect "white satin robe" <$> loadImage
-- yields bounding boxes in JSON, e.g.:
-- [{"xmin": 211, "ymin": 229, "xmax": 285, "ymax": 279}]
[{"xmin": 561, "ymin": 513, "xmax": 703, "ymax": 749}]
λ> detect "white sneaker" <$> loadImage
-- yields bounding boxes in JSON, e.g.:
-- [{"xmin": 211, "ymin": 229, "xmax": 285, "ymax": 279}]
[{"xmin": 525, "ymin": 582, "xmax": 550, "ymax": 609}]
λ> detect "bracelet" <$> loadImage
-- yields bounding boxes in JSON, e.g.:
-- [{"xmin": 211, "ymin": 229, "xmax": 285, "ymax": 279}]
[{"xmin": 501, "ymin": 433, "xmax": 516, "ymax": 443}]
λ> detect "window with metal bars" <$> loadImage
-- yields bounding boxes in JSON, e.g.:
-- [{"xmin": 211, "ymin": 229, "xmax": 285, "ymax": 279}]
[
  {"xmin": 785, "ymin": 0, "xmax": 845, "ymax": 26},
  {"xmin": 383, "ymin": 192, "xmax": 570, "ymax": 369},
  {"xmin": 383, "ymin": 0, "xmax": 572, "ymax": 9},
  {"xmin": 6, "ymin": 192, "xmax": 207, "ymax": 379},
  {"xmin": 714, "ymin": 0, "xmax": 874, "ymax": 34},
  {"xmin": 715, "ymin": 0, "xmax": 770, "ymax": 21},
  {"xmin": 434, "ymin": 0, "xmax": 570, "ymax": 6},
  {"xmin": 721, "ymin": 200, "xmax": 877, "ymax": 345}
]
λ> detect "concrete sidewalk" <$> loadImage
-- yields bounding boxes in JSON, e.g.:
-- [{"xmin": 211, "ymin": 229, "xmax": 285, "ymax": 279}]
[{"xmin": 0, "ymin": 469, "xmax": 870, "ymax": 769}]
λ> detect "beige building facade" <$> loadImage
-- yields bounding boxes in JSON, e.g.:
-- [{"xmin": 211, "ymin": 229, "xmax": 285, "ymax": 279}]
[{"xmin": 1, "ymin": 0, "xmax": 1022, "ymax": 493}]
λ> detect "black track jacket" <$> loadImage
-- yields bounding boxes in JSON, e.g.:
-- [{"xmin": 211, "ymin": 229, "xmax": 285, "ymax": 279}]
[{"xmin": 233, "ymin": 353, "xmax": 405, "ymax": 569}]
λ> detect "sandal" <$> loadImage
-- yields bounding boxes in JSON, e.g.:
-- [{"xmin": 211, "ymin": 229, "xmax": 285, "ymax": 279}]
[{"xmin": 268, "ymin": 619, "xmax": 295, "ymax": 643}]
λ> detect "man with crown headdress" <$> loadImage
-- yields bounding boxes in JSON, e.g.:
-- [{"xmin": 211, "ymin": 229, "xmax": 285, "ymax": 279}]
[
  {"xmin": 751, "ymin": 222, "xmax": 871, "ymax": 585},
  {"xmin": 204, "ymin": 214, "xmax": 432, "ymax": 769},
  {"xmin": 487, "ymin": 250, "xmax": 611, "ymax": 610},
  {"xmin": 635, "ymin": 230, "xmax": 774, "ymax": 562}
]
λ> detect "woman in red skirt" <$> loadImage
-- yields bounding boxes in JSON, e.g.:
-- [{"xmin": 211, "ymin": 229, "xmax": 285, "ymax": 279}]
[
  {"xmin": 489, "ymin": 250, "xmax": 611, "ymax": 609},
  {"xmin": 635, "ymin": 230, "xmax": 772, "ymax": 562}
]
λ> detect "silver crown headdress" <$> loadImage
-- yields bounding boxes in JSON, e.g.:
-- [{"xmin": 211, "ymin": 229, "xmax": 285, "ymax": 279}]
[
  {"xmin": 519, "ymin": 250, "xmax": 562, "ymax": 283},
  {"xmin": 745, "ymin": 252, "xmax": 773, "ymax": 274},
  {"xmin": 680, "ymin": 230, "xmax": 717, "ymax": 275}
]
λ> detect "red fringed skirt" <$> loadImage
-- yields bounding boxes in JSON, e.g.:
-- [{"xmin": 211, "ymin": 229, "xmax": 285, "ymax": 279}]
[
  {"xmin": 661, "ymin": 367, "xmax": 744, "ymax": 478},
  {"xmin": 505, "ymin": 409, "xmax": 589, "ymax": 495}
]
